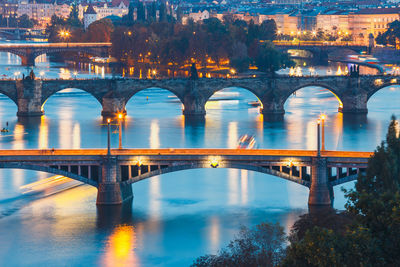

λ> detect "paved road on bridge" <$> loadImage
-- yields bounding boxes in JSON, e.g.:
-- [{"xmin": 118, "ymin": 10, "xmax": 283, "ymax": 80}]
[
  {"xmin": 0, "ymin": 43, "xmax": 112, "ymax": 48},
  {"xmin": 0, "ymin": 148, "xmax": 374, "ymax": 158}
]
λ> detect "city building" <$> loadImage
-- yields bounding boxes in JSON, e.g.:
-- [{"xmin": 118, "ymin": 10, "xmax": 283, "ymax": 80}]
[{"xmin": 83, "ymin": 4, "xmax": 97, "ymax": 29}]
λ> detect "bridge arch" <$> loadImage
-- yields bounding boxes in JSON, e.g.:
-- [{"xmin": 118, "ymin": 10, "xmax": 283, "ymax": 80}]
[
  {"xmin": 205, "ymin": 86, "xmax": 264, "ymax": 111},
  {"xmin": 126, "ymin": 86, "xmax": 185, "ymax": 105},
  {"xmin": 0, "ymin": 89, "xmax": 18, "ymax": 106},
  {"xmin": 282, "ymin": 83, "xmax": 344, "ymax": 112},
  {"xmin": 125, "ymin": 87, "xmax": 185, "ymax": 118},
  {"xmin": 41, "ymin": 87, "xmax": 103, "ymax": 110},
  {"xmin": 367, "ymin": 84, "xmax": 400, "ymax": 111},
  {"xmin": 367, "ymin": 83, "xmax": 400, "ymax": 101},
  {"xmin": 125, "ymin": 163, "xmax": 310, "ymax": 187},
  {"xmin": 0, "ymin": 162, "xmax": 98, "ymax": 187}
]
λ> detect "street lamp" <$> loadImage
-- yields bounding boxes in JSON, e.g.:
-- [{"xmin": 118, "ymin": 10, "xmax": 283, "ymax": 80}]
[
  {"xmin": 39, "ymin": 71, "xmax": 45, "ymax": 79},
  {"xmin": 107, "ymin": 118, "xmax": 111, "ymax": 156},
  {"xmin": 320, "ymin": 114, "xmax": 326, "ymax": 151},
  {"xmin": 59, "ymin": 29, "xmax": 71, "ymax": 45},
  {"xmin": 317, "ymin": 119, "xmax": 321, "ymax": 157},
  {"xmin": 73, "ymin": 71, "xmax": 78, "ymax": 79},
  {"xmin": 117, "ymin": 113, "xmax": 123, "ymax": 149}
]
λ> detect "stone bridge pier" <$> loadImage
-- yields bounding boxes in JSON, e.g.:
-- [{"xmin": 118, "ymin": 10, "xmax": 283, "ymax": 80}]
[
  {"xmin": 96, "ymin": 156, "xmax": 133, "ymax": 205},
  {"xmin": 308, "ymin": 157, "xmax": 333, "ymax": 211},
  {"xmin": 101, "ymin": 97, "xmax": 127, "ymax": 118},
  {"xmin": 20, "ymin": 52, "xmax": 36, "ymax": 66},
  {"xmin": 16, "ymin": 80, "xmax": 44, "ymax": 117}
]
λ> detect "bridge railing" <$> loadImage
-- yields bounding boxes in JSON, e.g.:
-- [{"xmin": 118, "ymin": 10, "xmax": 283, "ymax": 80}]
[{"xmin": 272, "ymin": 40, "xmax": 366, "ymax": 47}]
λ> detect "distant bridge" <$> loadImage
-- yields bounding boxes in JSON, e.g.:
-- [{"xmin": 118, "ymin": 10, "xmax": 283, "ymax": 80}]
[
  {"xmin": 0, "ymin": 75, "xmax": 397, "ymax": 118},
  {"xmin": 273, "ymin": 41, "xmax": 371, "ymax": 63},
  {"xmin": 0, "ymin": 148, "xmax": 372, "ymax": 208},
  {"xmin": 0, "ymin": 42, "xmax": 111, "ymax": 65}
]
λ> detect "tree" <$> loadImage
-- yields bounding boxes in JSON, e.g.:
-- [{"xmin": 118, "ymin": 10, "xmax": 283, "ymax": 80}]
[
  {"xmin": 259, "ymin": 19, "xmax": 277, "ymax": 41},
  {"xmin": 67, "ymin": 3, "xmax": 82, "ymax": 28},
  {"xmin": 192, "ymin": 222, "xmax": 286, "ymax": 267},
  {"xmin": 283, "ymin": 227, "xmax": 375, "ymax": 267},
  {"xmin": 253, "ymin": 42, "xmax": 294, "ymax": 75},
  {"xmin": 229, "ymin": 42, "xmax": 250, "ymax": 73},
  {"xmin": 17, "ymin": 14, "xmax": 35, "ymax": 28},
  {"xmin": 86, "ymin": 19, "xmax": 114, "ymax": 42},
  {"xmin": 344, "ymin": 115, "xmax": 400, "ymax": 265}
]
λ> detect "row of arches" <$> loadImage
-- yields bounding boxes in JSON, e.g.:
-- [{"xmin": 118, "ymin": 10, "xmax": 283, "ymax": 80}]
[{"xmin": 0, "ymin": 84, "xmax": 398, "ymax": 116}]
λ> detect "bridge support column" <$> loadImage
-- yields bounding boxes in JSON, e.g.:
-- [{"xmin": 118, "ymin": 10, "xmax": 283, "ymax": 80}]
[
  {"xmin": 16, "ymin": 80, "xmax": 44, "ymax": 117},
  {"xmin": 340, "ymin": 90, "xmax": 368, "ymax": 114},
  {"xmin": 96, "ymin": 156, "xmax": 133, "ymax": 205},
  {"xmin": 20, "ymin": 52, "xmax": 36, "ymax": 66},
  {"xmin": 260, "ymin": 100, "xmax": 285, "ymax": 116},
  {"xmin": 308, "ymin": 157, "xmax": 333, "ymax": 212},
  {"xmin": 183, "ymin": 81, "xmax": 206, "ymax": 116},
  {"xmin": 101, "ymin": 97, "xmax": 127, "ymax": 119}
]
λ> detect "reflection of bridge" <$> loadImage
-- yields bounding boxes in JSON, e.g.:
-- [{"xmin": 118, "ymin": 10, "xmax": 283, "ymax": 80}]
[
  {"xmin": 0, "ymin": 43, "xmax": 111, "ymax": 65},
  {"xmin": 0, "ymin": 148, "xmax": 372, "ymax": 208},
  {"xmin": 0, "ymin": 75, "xmax": 397, "ymax": 118}
]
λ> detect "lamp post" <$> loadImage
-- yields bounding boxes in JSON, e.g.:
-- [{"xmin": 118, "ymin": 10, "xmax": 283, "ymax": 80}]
[
  {"xmin": 59, "ymin": 30, "xmax": 70, "ymax": 47},
  {"xmin": 317, "ymin": 119, "xmax": 321, "ymax": 157},
  {"xmin": 118, "ymin": 113, "xmax": 123, "ymax": 149},
  {"xmin": 107, "ymin": 118, "xmax": 111, "ymax": 156},
  {"xmin": 320, "ymin": 114, "xmax": 326, "ymax": 151}
]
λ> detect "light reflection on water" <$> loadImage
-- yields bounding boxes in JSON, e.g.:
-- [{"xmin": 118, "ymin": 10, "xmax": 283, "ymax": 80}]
[{"xmin": 0, "ymin": 50, "xmax": 399, "ymax": 266}]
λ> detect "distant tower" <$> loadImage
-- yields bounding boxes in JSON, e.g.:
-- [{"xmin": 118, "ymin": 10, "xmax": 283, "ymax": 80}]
[
  {"xmin": 84, "ymin": 4, "xmax": 97, "ymax": 29},
  {"xmin": 156, "ymin": 9, "xmax": 160, "ymax": 22}
]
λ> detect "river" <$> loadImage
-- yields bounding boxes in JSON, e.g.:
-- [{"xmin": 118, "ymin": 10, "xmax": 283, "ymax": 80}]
[{"xmin": 0, "ymin": 48, "xmax": 399, "ymax": 266}]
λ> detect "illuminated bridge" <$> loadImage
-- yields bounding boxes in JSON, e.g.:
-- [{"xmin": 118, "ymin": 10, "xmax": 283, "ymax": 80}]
[
  {"xmin": 0, "ymin": 75, "xmax": 397, "ymax": 118},
  {"xmin": 0, "ymin": 148, "xmax": 372, "ymax": 208},
  {"xmin": 0, "ymin": 42, "xmax": 111, "ymax": 65},
  {"xmin": 273, "ymin": 40, "xmax": 371, "ymax": 64}
]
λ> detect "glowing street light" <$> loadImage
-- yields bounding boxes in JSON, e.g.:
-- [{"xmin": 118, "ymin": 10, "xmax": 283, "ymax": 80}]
[
  {"xmin": 59, "ymin": 29, "xmax": 71, "ymax": 44},
  {"xmin": 117, "ymin": 113, "xmax": 123, "ymax": 149},
  {"xmin": 107, "ymin": 118, "xmax": 111, "ymax": 156},
  {"xmin": 320, "ymin": 114, "xmax": 326, "ymax": 151},
  {"xmin": 73, "ymin": 71, "xmax": 78, "ymax": 79},
  {"xmin": 210, "ymin": 158, "xmax": 219, "ymax": 168},
  {"xmin": 317, "ymin": 119, "xmax": 321, "ymax": 157},
  {"xmin": 39, "ymin": 71, "xmax": 45, "ymax": 79}
]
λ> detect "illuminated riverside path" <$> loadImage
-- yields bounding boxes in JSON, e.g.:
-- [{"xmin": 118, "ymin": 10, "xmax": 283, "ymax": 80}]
[
  {"xmin": 0, "ymin": 42, "xmax": 111, "ymax": 66},
  {"xmin": 0, "ymin": 75, "xmax": 398, "ymax": 117},
  {"xmin": 0, "ymin": 148, "xmax": 372, "ymax": 208}
]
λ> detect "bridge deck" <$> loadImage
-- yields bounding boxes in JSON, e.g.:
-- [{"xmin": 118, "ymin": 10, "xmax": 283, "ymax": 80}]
[
  {"xmin": 0, "ymin": 43, "xmax": 112, "ymax": 48},
  {"xmin": 0, "ymin": 149, "xmax": 373, "ymax": 158}
]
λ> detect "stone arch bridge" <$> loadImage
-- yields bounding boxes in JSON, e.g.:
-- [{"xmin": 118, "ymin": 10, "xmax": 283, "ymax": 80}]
[
  {"xmin": 0, "ymin": 75, "xmax": 397, "ymax": 118},
  {"xmin": 0, "ymin": 148, "xmax": 372, "ymax": 209},
  {"xmin": 0, "ymin": 43, "xmax": 111, "ymax": 66},
  {"xmin": 273, "ymin": 41, "xmax": 370, "ymax": 64}
]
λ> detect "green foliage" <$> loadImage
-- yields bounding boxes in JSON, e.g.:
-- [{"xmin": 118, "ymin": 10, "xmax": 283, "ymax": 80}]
[
  {"xmin": 376, "ymin": 20, "xmax": 400, "ymax": 45},
  {"xmin": 344, "ymin": 115, "xmax": 400, "ymax": 265},
  {"xmin": 86, "ymin": 19, "xmax": 114, "ymax": 42},
  {"xmin": 283, "ymin": 227, "xmax": 374, "ymax": 267},
  {"xmin": 110, "ymin": 18, "xmax": 289, "ymax": 74},
  {"xmin": 67, "ymin": 3, "xmax": 82, "ymax": 28},
  {"xmin": 191, "ymin": 222, "xmax": 286, "ymax": 267},
  {"xmin": 0, "ymin": 15, "xmax": 36, "ymax": 28},
  {"xmin": 253, "ymin": 42, "xmax": 294, "ymax": 74}
]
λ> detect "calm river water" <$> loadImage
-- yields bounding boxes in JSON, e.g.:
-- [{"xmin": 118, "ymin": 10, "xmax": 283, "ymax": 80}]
[{"xmin": 0, "ymin": 49, "xmax": 399, "ymax": 266}]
